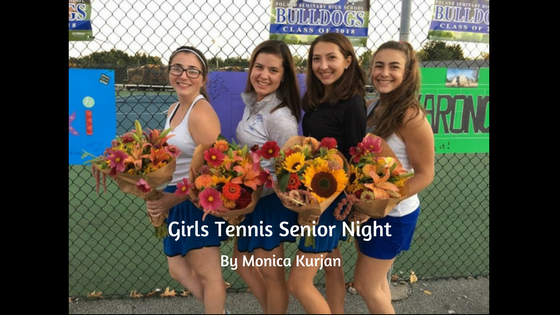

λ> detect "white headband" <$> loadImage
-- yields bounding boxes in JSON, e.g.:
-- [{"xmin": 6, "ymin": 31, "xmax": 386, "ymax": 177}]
[{"xmin": 171, "ymin": 48, "xmax": 207, "ymax": 70}]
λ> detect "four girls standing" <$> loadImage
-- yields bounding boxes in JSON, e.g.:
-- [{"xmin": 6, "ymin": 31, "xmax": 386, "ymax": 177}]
[{"xmin": 146, "ymin": 37, "xmax": 434, "ymax": 314}]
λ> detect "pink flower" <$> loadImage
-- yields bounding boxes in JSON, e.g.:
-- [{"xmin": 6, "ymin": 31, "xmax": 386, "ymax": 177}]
[
  {"xmin": 204, "ymin": 147, "xmax": 226, "ymax": 167},
  {"xmin": 136, "ymin": 178, "xmax": 151, "ymax": 193},
  {"xmin": 258, "ymin": 168, "xmax": 272, "ymax": 188},
  {"xmin": 165, "ymin": 144, "xmax": 182, "ymax": 158},
  {"xmin": 198, "ymin": 164, "xmax": 210, "ymax": 175},
  {"xmin": 360, "ymin": 135, "xmax": 382, "ymax": 154},
  {"xmin": 349, "ymin": 146, "xmax": 362, "ymax": 163},
  {"xmin": 107, "ymin": 148, "xmax": 128, "ymax": 174},
  {"xmin": 199, "ymin": 188, "xmax": 223, "ymax": 212},
  {"xmin": 174, "ymin": 178, "xmax": 192, "ymax": 197}
]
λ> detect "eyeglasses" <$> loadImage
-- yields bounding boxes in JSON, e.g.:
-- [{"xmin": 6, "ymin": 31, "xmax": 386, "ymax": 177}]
[{"xmin": 168, "ymin": 65, "xmax": 203, "ymax": 79}]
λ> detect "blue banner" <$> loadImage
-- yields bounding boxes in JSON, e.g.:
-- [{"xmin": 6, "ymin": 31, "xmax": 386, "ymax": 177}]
[
  {"xmin": 427, "ymin": 0, "xmax": 489, "ymax": 43},
  {"xmin": 69, "ymin": 69, "xmax": 116, "ymax": 165},
  {"xmin": 269, "ymin": 0, "xmax": 370, "ymax": 46},
  {"xmin": 69, "ymin": 0, "xmax": 94, "ymax": 41}
]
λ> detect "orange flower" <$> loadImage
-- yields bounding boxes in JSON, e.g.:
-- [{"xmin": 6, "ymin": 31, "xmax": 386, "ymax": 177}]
[
  {"xmin": 303, "ymin": 137, "xmax": 320, "ymax": 151},
  {"xmin": 222, "ymin": 182, "xmax": 242, "ymax": 200},
  {"xmin": 214, "ymin": 139, "xmax": 229, "ymax": 152},
  {"xmin": 194, "ymin": 174, "xmax": 214, "ymax": 190},
  {"xmin": 364, "ymin": 166, "xmax": 400, "ymax": 200},
  {"xmin": 82, "ymin": 120, "xmax": 181, "ymax": 240},
  {"xmin": 232, "ymin": 162, "xmax": 262, "ymax": 191},
  {"xmin": 190, "ymin": 134, "xmax": 267, "ymax": 217}
]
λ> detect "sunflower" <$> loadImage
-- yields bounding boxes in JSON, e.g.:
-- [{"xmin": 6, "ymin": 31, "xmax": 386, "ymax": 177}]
[
  {"xmin": 302, "ymin": 160, "xmax": 348, "ymax": 203},
  {"xmin": 212, "ymin": 174, "xmax": 231, "ymax": 186},
  {"xmin": 283, "ymin": 152, "xmax": 306, "ymax": 173}
]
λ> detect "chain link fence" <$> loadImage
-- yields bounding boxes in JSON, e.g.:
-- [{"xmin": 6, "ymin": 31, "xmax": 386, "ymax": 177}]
[{"xmin": 69, "ymin": 0, "xmax": 489, "ymax": 299}]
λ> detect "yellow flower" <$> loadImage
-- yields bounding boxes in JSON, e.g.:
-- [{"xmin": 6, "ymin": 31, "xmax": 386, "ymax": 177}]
[
  {"xmin": 283, "ymin": 152, "xmax": 306, "ymax": 173},
  {"xmin": 361, "ymin": 163, "xmax": 377, "ymax": 177},
  {"xmin": 302, "ymin": 160, "xmax": 348, "ymax": 203},
  {"xmin": 222, "ymin": 199, "xmax": 236, "ymax": 209},
  {"xmin": 212, "ymin": 174, "xmax": 231, "ymax": 186},
  {"xmin": 360, "ymin": 190, "xmax": 375, "ymax": 201}
]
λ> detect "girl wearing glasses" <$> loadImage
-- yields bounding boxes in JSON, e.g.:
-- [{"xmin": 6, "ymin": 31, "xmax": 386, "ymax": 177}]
[{"xmin": 146, "ymin": 46, "xmax": 228, "ymax": 314}]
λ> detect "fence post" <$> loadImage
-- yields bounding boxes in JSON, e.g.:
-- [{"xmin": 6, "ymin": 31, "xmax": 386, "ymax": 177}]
[{"xmin": 399, "ymin": 0, "xmax": 412, "ymax": 42}]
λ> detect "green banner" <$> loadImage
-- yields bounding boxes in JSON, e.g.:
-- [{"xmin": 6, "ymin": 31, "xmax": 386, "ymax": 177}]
[{"xmin": 420, "ymin": 68, "xmax": 489, "ymax": 154}]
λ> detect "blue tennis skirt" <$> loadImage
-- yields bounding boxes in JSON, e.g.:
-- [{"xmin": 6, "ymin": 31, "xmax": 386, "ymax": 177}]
[
  {"xmin": 163, "ymin": 185, "xmax": 229, "ymax": 257},
  {"xmin": 298, "ymin": 193, "xmax": 348, "ymax": 253},
  {"xmin": 236, "ymin": 193, "xmax": 299, "ymax": 253},
  {"xmin": 356, "ymin": 207, "xmax": 420, "ymax": 259}
]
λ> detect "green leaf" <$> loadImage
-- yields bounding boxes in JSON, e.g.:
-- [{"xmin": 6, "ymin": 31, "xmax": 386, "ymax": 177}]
[{"xmin": 277, "ymin": 173, "xmax": 290, "ymax": 192}]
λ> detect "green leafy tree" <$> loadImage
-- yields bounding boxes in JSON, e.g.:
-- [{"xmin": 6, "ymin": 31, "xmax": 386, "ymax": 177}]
[
  {"xmin": 293, "ymin": 55, "xmax": 307, "ymax": 69},
  {"xmin": 359, "ymin": 49, "xmax": 373, "ymax": 73},
  {"xmin": 417, "ymin": 41, "xmax": 465, "ymax": 61},
  {"xmin": 68, "ymin": 49, "xmax": 163, "ymax": 68},
  {"xmin": 207, "ymin": 56, "xmax": 225, "ymax": 70},
  {"xmin": 223, "ymin": 56, "xmax": 249, "ymax": 68}
]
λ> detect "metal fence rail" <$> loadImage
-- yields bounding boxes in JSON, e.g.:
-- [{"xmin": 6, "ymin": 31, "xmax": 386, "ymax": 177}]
[{"xmin": 69, "ymin": 0, "xmax": 489, "ymax": 298}]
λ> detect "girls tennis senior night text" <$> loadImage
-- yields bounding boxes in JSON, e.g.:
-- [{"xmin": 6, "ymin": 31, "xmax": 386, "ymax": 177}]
[{"xmin": 168, "ymin": 220, "xmax": 392, "ymax": 269}]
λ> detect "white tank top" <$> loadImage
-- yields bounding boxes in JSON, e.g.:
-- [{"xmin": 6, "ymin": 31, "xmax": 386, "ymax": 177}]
[
  {"xmin": 164, "ymin": 95, "xmax": 204, "ymax": 186},
  {"xmin": 366, "ymin": 99, "xmax": 419, "ymax": 217}
]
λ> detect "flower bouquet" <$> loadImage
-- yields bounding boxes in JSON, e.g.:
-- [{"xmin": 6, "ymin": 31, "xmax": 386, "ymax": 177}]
[
  {"xmin": 344, "ymin": 133, "xmax": 414, "ymax": 221},
  {"xmin": 272, "ymin": 136, "xmax": 349, "ymax": 247},
  {"xmin": 82, "ymin": 120, "xmax": 182, "ymax": 239},
  {"xmin": 188, "ymin": 135, "xmax": 267, "ymax": 225}
]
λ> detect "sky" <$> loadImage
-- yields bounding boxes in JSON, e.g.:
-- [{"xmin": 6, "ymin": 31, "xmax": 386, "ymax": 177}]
[{"xmin": 68, "ymin": 0, "xmax": 489, "ymax": 62}]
